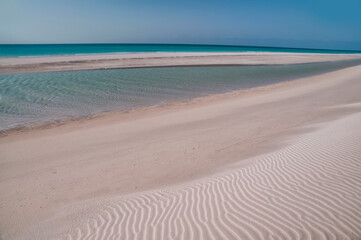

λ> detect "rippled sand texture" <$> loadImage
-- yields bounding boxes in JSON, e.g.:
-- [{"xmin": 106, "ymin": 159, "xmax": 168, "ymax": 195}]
[{"xmin": 30, "ymin": 110, "xmax": 361, "ymax": 240}]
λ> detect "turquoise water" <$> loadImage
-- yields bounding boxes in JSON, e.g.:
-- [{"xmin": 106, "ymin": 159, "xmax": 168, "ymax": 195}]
[
  {"xmin": 1, "ymin": 44, "xmax": 361, "ymax": 57},
  {"xmin": 1, "ymin": 59, "xmax": 361, "ymax": 131}
]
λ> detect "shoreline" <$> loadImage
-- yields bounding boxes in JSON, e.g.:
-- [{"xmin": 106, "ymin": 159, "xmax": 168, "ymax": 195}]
[
  {"xmin": 2, "ymin": 57, "xmax": 361, "ymax": 133},
  {"xmin": 0, "ymin": 61, "xmax": 356, "ymax": 137},
  {"xmin": 1, "ymin": 51, "xmax": 361, "ymax": 74},
  {"xmin": 0, "ymin": 66, "xmax": 339, "ymax": 135}
]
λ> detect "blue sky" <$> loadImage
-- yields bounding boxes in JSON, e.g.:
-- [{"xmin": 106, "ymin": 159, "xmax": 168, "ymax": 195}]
[{"xmin": 1, "ymin": 0, "xmax": 361, "ymax": 50}]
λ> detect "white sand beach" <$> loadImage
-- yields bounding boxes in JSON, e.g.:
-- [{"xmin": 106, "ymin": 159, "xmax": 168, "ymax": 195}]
[
  {"xmin": 1, "ymin": 56, "xmax": 361, "ymax": 239},
  {"xmin": 1, "ymin": 52, "xmax": 361, "ymax": 74}
]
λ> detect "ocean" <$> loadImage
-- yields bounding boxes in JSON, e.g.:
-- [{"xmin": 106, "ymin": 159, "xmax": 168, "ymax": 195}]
[
  {"xmin": 1, "ymin": 44, "xmax": 361, "ymax": 57},
  {"xmin": 1, "ymin": 59, "xmax": 361, "ymax": 131}
]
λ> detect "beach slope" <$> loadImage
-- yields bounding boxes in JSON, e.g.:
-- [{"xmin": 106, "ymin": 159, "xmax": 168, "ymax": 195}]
[{"xmin": 1, "ymin": 65, "xmax": 361, "ymax": 239}]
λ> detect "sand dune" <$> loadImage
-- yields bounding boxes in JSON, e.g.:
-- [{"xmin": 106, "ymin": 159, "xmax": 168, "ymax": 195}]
[{"xmin": 21, "ymin": 109, "xmax": 361, "ymax": 240}]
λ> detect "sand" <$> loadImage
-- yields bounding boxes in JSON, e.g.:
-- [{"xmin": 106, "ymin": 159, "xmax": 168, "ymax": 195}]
[
  {"xmin": 31, "ymin": 107, "xmax": 361, "ymax": 240},
  {"xmin": 1, "ymin": 52, "xmax": 361, "ymax": 74},
  {"xmin": 1, "ymin": 58, "xmax": 361, "ymax": 239}
]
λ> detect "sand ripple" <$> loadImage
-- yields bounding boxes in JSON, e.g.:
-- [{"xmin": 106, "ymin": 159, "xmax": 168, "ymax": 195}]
[{"xmin": 33, "ymin": 112, "xmax": 361, "ymax": 240}]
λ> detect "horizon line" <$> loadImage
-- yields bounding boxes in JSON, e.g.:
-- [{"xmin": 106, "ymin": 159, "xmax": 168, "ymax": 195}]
[{"xmin": 1, "ymin": 43, "xmax": 361, "ymax": 53}]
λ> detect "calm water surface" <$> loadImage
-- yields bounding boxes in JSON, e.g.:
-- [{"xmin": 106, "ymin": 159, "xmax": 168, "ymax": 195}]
[{"xmin": 1, "ymin": 59, "xmax": 361, "ymax": 131}]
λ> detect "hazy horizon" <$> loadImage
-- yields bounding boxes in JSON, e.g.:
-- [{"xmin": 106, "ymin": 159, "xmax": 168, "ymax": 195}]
[
  {"xmin": 1, "ymin": 42, "xmax": 361, "ymax": 52},
  {"xmin": 1, "ymin": 0, "xmax": 361, "ymax": 50}
]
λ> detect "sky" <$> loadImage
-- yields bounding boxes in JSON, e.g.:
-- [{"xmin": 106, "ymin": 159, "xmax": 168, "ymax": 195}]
[{"xmin": 1, "ymin": 0, "xmax": 361, "ymax": 50}]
